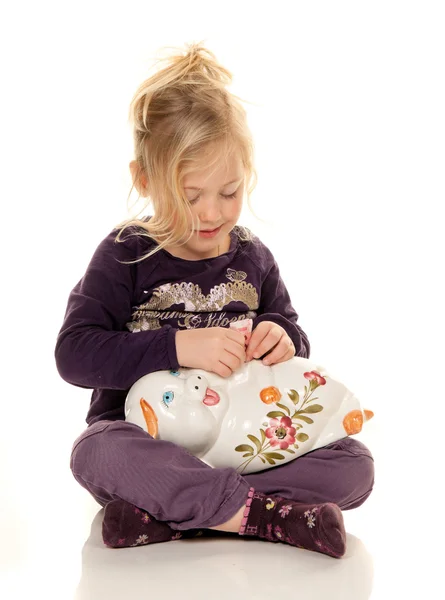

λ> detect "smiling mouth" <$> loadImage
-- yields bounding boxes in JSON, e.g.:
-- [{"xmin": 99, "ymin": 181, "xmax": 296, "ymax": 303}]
[{"xmin": 203, "ymin": 388, "xmax": 220, "ymax": 406}]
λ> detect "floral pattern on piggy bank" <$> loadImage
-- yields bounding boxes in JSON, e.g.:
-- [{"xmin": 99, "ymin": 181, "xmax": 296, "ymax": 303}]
[{"xmin": 125, "ymin": 357, "xmax": 374, "ymax": 475}]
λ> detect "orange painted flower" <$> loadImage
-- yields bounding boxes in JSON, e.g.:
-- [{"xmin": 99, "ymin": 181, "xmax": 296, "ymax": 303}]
[
  {"xmin": 260, "ymin": 386, "xmax": 282, "ymax": 404},
  {"xmin": 343, "ymin": 410, "xmax": 364, "ymax": 435}
]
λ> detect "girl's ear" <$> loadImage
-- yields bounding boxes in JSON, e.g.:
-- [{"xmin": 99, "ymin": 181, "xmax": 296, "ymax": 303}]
[{"xmin": 129, "ymin": 160, "xmax": 149, "ymax": 197}]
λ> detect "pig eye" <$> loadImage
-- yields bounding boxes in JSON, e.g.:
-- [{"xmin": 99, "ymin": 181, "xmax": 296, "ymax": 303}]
[
  {"xmin": 170, "ymin": 370, "xmax": 180, "ymax": 377},
  {"xmin": 162, "ymin": 391, "xmax": 174, "ymax": 407}
]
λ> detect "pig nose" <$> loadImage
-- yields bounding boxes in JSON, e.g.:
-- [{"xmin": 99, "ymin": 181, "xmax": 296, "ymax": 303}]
[{"xmin": 186, "ymin": 375, "xmax": 205, "ymax": 394}]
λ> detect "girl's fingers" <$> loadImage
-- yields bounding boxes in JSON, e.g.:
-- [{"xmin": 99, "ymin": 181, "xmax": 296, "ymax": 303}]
[
  {"xmin": 251, "ymin": 329, "xmax": 283, "ymax": 359},
  {"xmin": 217, "ymin": 340, "xmax": 246, "ymax": 374},
  {"xmin": 226, "ymin": 339, "xmax": 247, "ymax": 364},
  {"xmin": 226, "ymin": 329, "xmax": 247, "ymax": 347},
  {"xmin": 215, "ymin": 362, "xmax": 233, "ymax": 378},
  {"xmin": 262, "ymin": 338, "xmax": 294, "ymax": 365}
]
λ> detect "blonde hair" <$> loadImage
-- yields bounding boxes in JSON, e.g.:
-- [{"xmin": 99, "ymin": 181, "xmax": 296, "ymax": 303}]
[{"xmin": 114, "ymin": 41, "xmax": 259, "ymax": 262}]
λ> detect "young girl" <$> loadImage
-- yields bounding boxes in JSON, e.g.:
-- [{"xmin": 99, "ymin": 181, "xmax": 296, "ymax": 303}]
[{"xmin": 55, "ymin": 43, "xmax": 374, "ymax": 558}]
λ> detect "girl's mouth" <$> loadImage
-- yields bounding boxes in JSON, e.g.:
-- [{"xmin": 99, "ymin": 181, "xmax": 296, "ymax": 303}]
[{"xmin": 198, "ymin": 226, "xmax": 222, "ymax": 238}]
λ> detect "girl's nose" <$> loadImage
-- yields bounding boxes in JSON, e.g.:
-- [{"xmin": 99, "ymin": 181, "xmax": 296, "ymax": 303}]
[{"xmin": 198, "ymin": 197, "xmax": 222, "ymax": 224}]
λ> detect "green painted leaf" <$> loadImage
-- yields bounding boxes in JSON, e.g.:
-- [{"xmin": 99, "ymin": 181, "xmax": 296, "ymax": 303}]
[
  {"xmin": 302, "ymin": 404, "xmax": 323, "ymax": 414},
  {"xmin": 260, "ymin": 429, "xmax": 266, "ymax": 444},
  {"xmin": 293, "ymin": 414, "xmax": 314, "ymax": 424},
  {"xmin": 235, "ymin": 444, "xmax": 254, "ymax": 453},
  {"xmin": 247, "ymin": 434, "xmax": 262, "ymax": 453},
  {"xmin": 276, "ymin": 402, "xmax": 290, "ymax": 415},
  {"xmin": 264, "ymin": 455, "xmax": 276, "ymax": 465},
  {"xmin": 266, "ymin": 411, "xmax": 286, "ymax": 418},
  {"xmin": 262, "ymin": 422, "xmax": 268, "ymax": 427},
  {"xmin": 259, "ymin": 456, "xmax": 266, "ymax": 464},
  {"xmin": 283, "ymin": 448, "xmax": 296, "ymax": 454},
  {"xmin": 264, "ymin": 452, "xmax": 285, "ymax": 460},
  {"xmin": 296, "ymin": 433, "xmax": 309, "ymax": 442},
  {"xmin": 288, "ymin": 389, "xmax": 300, "ymax": 404}
]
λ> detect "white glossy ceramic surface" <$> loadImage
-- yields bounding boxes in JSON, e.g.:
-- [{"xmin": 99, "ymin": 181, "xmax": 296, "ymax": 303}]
[{"xmin": 125, "ymin": 357, "xmax": 373, "ymax": 474}]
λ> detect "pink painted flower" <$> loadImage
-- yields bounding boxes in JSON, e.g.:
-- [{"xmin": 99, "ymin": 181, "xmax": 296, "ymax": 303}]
[
  {"xmin": 265, "ymin": 416, "xmax": 296, "ymax": 450},
  {"xmin": 304, "ymin": 371, "xmax": 326, "ymax": 386}
]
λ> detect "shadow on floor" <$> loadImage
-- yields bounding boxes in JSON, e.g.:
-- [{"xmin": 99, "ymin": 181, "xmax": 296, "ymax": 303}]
[{"xmin": 74, "ymin": 509, "xmax": 374, "ymax": 600}]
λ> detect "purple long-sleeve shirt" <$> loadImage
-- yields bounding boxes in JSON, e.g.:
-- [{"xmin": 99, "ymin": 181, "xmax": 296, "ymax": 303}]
[{"xmin": 55, "ymin": 223, "xmax": 310, "ymax": 424}]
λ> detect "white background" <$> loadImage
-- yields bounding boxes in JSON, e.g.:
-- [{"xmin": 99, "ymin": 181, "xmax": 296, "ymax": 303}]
[{"xmin": 1, "ymin": 1, "xmax": 444, "ymax": 598}]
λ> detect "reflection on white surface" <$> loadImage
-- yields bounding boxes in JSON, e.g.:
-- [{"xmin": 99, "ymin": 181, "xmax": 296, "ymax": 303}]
[
  {"xmin": 1, "ymin": 415, "xmax": 443, "ymax": 600},
  {"xmin": 75, "ymin": 510, "xmax": 373, "ymax": 600},
  {"xmin": 1, "ymin": 395, "xmax": 442, "ymax": 599}
]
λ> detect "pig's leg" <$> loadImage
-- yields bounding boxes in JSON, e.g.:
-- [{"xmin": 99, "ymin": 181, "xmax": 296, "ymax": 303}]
[{"xmin": 243, "ymin": 437, "xmax": 374, "ymax": 510}]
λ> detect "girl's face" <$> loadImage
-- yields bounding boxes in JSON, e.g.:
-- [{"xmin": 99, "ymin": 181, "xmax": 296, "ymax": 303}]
[{"xmin": 169, "ymin": 150, "xmax": 245, "ymax": 260}]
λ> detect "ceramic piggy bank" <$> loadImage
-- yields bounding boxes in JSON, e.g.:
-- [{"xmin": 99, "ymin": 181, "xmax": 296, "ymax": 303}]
[{"xmin": 125, "ymin": 356, "xmax": 374, "ymax": 475}]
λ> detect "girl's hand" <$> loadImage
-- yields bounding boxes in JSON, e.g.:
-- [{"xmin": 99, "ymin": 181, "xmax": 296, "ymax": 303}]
[
  {"xmin": 245, "ymin": 321, "xmax": 295, "ymax": 366},
  {"xmin": 176, "ymin": 327, "xmax": 246, "ymax": 378}
]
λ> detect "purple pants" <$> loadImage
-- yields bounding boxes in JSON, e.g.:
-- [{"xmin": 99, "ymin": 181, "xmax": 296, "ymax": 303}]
[{"xmin": 70, "ymin": 420, "xmax": 374, "ymax": 531}]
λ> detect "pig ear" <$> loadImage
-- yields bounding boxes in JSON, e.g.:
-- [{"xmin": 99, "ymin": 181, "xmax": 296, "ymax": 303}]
[
  {"xmin": 364, "ymin": 409, "xmax": 374, "ymax": 421},
  {"xmin": 140, "ymin": 398, "xmax": 159, "ymax": 438}
]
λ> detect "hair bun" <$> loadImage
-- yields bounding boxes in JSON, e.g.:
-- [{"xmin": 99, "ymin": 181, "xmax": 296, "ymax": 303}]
[
  {"xmin": 129, "ymin": 41, "xmax": 233, "ymax": 134},
  {"xmin": 155, "ymin": 40, "xmax": 233, "ymax": 88}
]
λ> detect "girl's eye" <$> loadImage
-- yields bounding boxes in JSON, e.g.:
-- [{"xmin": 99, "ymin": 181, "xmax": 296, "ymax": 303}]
[
  {"xmin": 189, "ymin": 192, "xmax": 237, "ymax": 205},
  {"xmin": 170, "ymin": 370, "xmax": 180, "ymax": 377},
  {"xmin": 162, "ymin": 391, "xmax": 174, "ymax": 407}
]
